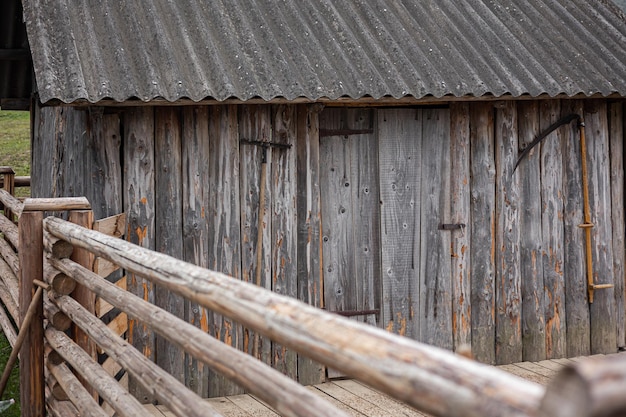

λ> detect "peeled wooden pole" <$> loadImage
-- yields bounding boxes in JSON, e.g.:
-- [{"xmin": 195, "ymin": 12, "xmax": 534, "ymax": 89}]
[
  {"xmin": 0, "ymin": 190, "xmax": 22, "ymax": 219},
  {"xmin": 539, "ymin": 354, "xmax": 626, "ymax": 417},
  {"xmin": 0, "ymin": 306, "xmax": 16, "ymax": 347},
  {"xmin": 46, "ymin": 327, "xmax": 146, "ymax": 417},
  {"xmin": 48, "ymin": 256, "xmax": 351, "ymax": 417},
  {"xmin": 45, "ymin": 217, "xmax": 545, "ymax": 417},
  {"xmin": 0, "ymin": 213, "xmax": 18, "ymax": 247},
  {"xmin": 48, "ymin": 293, "xmax": 222, "ymax": 417},
  {"xmin": 0, "ymin": 284, "xmax": 43, "ymax": 400},
  {"xmin": 46, "ymin": 354, "xmax": 108, "ymax": 417}
]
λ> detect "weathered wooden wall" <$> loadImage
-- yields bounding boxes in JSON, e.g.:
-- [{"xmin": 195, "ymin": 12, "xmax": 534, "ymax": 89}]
[
  {"xmin": 316, "ymin": 100, "xmax": 625, "ymax": 365},
  {"xmin": 31, "ymin": 98, "xmax": 625, "ymax": 397}
]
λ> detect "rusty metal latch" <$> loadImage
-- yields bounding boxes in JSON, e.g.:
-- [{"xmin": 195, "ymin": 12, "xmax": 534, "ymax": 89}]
[
  {"xmin": 438, "ymin": 223, "xmax": 465, "ymax": 231},
  {"xmin": 328, "ymin": 309, "xmax": 380, "ymax": 317}
]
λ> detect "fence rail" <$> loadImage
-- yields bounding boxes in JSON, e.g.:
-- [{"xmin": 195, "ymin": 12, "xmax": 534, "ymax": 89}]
[{"xmin": 0, "ymin": 167, "xmax": 625, "ymax": 417}]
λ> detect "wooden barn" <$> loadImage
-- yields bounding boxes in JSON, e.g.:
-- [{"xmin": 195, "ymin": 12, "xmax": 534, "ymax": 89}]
[{"xmin": 3, "ymin": 0, "xmax": 626, "ymax": 398}]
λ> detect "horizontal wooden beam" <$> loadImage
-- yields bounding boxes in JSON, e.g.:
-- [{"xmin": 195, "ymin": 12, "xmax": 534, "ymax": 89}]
[
  {"xmin": 48, "ymin": 293, "xmax": 222, "ymax": 417},
  {"xmin": 45, "ymin": 216, "xmax": 545, "ymax": 417},
  {"xmin": 0, "ymin": 176, "xmax": 30, "ymax": 188},
  {"xmin": 48, "ymin": 256, "xmax": 351, "ymax": 417},
  {"xmin": 23, "ymin": 197, "xmax": 91, "ymax": 212},
  {"xmin": 46, "ymin": 328, "xmax": 145, "ymax": 417}
]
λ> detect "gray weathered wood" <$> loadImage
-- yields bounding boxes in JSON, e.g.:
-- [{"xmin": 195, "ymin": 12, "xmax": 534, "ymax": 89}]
[
  {"xmin": 270, "ymin": 104, "xmax": 298, "ymax": 378},
  {"xmin": 155, "ymin": 107, "xmax": 185, "ymax": 383},
  {"xmin": 585, "ymin": 100, "xmax": 617, "ymax": 354},
  {"xmin": 46, "ymin": 358, "xmax": 108, "ymax": 417},
  {"xmin": 561, "ymin": 100, "xmax": 590, "ymax": 357},
  {"xmin": 49, "ymin": 256, "xmax": 350, "ymax": 417},
  {"xmin": 30, "ymin": 105, "xmax": 56, "ymax": 200},
  {"xmin": 419, "ymin": 108, "xmax": 452, "ymax": 349},
  {"xmin": 123, "ymin": 106, "xmax": 156, "ymax": 403},
  {"xmin": 539, "ymin": 354, "xmax": 626, "ymax": 417},
  {"xmin": 182, "ymin": 105, "xmax": 211, "ymax": 396},
  {"xmin": 208, "ymin": 105, "xmax": 244, "ymax": 396},
  {"xmin": 517, "ymin": 101, "xmax": 546, "ymax": 362},
  {"xmin": 46, "ymin": 328, "xmax": 145, "ymax": 417},
  {"xmin": 469, "ymin": 102, "xmax": 496, "ymax": 364},
  {"xmin": 609, "ymin": 101, "xmax": 625, "ymax": 349},
  {"xmin": 44, "ymin": 216, "xmax": 546, "ymax": 417},
  {"xmin": 348, "ymin": 109, "xmax": 380, "ymax": 329},
  {"xmin": 540, "ymin": 100, "xmax": 566, "ymax": 359},
  {"xmin": 239, "ymin": 105, "xmax": 273, "ymax": 365},
  {"xmin": 320, "ymin": 108, "xmax": 356, "ymax": 318},
  {"xmin": 296, "ymin": 104, "xmax": 325, "ymax": 385},
  {"xmin": 378, "ymin": 108, "xmax": 421, "ymax": 339},
  {"xmin": 450, "ymin": 103, "xmax": 471, "ymax": 351},
  {"xmin": 495, "ymin": 101, "xmax": 522, "ymax": 364},
  {"xmin": 49, "ymin": 293, "xmax": 222, "ymax": 417},
  {"xmin": 86, "ymin": 110, "xmax": 123, "ymax": 220}
]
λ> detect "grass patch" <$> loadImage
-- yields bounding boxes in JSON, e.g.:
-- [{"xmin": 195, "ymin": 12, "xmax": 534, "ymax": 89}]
[
  {"xmin": 0, "ymin": 109, "xmax": 29, "ymax": 416},
  {"xmin": 0, "ymin": 332, "xmax": 20, "ymax": 417},
  {"xmin": 0, "ymin": 110, "xmax": 30, "ymax": 197}
]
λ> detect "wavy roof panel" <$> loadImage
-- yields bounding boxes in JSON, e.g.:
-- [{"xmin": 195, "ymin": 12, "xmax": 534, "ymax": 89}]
[{"xmin": 22, "ymin": 0, "xmax": 626, "ymax": 104}]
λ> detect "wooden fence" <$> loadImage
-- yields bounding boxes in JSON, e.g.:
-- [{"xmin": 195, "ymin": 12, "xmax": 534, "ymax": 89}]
[{"xmin": 0, "ymin": 171, "xmax": 625, "ymax": 416}]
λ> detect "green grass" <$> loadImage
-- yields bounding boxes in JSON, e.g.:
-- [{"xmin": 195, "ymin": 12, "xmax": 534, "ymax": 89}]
[
  {"xmin": 0, "ymin": 109, "xmax": 29, "ymax": 416},
  {"xmin": 0, "ymin": 111, "xmax": 30, "ymax": 177}
]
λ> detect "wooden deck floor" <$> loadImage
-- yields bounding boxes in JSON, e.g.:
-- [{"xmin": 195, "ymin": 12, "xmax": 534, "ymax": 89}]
[{"xmin": 145, "ymin": 353, "xmax": 625, "ymax": 417}]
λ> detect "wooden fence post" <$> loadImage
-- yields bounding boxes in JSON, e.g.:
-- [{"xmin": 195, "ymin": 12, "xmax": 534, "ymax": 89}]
[
  {"xmin": 18, "ymin": 204, "xmax": 44, "ymax": 417},
  {"xmin": 68, "ymin": 209, "xmax": 97, "ymax": 399}
]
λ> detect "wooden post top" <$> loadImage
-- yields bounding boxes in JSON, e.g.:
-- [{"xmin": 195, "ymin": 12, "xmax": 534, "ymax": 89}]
[{"xmin": 22, "ymin": 197, "xmax": 91, "ymax": 212}]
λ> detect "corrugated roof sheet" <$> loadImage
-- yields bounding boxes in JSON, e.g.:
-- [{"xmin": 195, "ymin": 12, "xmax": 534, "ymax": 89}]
[{"xmin": 21, "ymin": 0, "xmax": 626, "ymax": 104}]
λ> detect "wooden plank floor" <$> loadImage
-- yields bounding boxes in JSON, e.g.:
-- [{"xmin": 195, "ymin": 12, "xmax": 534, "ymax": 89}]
[{"xmin": 145, "ymin": 353, "xmax": 626, "ymax": 417}]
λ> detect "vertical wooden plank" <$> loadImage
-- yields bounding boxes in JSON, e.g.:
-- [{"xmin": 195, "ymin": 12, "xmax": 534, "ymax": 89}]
[
  {"xmin": 609, "ymin": 101, "xmax": 625, "ymax": 348},
  {"xmin": 378, "ymin": 108, "xmax": 421, "ymax": 340},
  {"xmin": 349, "ymin": 109, "xmax": 380, "ymax": 328},
  {"xmin": 65, "ymin": 108, "xmax": 89, "ymax": 199},
  {"xmin": 68, "ymin": 209, "xmax": 97, "ymax": 400},
  {"xmin": 86, "ymin": 110, "xmax": 123, "ymax": 220},
  {"xmin": 495, "ymin": 101, "xmax": 522, "ymax": 364},
  {"xmin": 540, "ymin": 100, "xmax": 566, "ymax": 359},
  {"xmin": 469, "ymin": 102, "xmax": 496, "ymax": 364},
  {"xmin": 18, "ymin": 210, "xmax": 44, "ymax": 417},
  {"xmin": 208, "ymin": 105, "xmax": 243, "ymax": 396},
  {"xmin": 296, "ymin": 104, "xmax": 325, "ymax": 385},
  {"xmin": 182, "ymin": 106, "xmax": 210, "ymax": 396},
  {"xmin": 585, "ymin": 100, "xmax": 617, "ymax": 354},
  {"xmin": 154, "ymin": 107, "xmax": 185, "ymax": 383},
  {"xmin": 450, "ymin": 103, "xmax": 471, "ymax": 351},
  {"xmin": 516, "ymin": 101, "xmax": 546, "ymax": 362},
  {"xmin": 30, "ymin": 105, "xmax": 58, "ymax": 199},
  {"xmin": 271, "ymin": 104, "xmax": 298, "ymax": 379},
  {"xmin": 562, "ymin": 100, "xmax": 590, "ymax": 357},
  {"xmin": 123, "ymin": 107, "xmax": 156, "ymax": 403},
  {"xmin": 239, "ymin": 105, "xmax": 273, "ymax": 366},
  {"xmin": 419, "ymin": 108, "xmax": 453, "ymax": 349},
  {"xmin": 320, "ymin": 109, "xmax": 355, "ymax": 316}
]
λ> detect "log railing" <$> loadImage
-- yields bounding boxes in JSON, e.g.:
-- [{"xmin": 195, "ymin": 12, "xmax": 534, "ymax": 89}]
[{"xmin": 0, "ymin": 190, "xmax": 625, "ymax": 416}]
